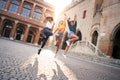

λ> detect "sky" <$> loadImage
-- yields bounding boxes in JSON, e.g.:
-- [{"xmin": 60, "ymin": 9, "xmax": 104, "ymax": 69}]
[
  {"xmin": 44, "ymin": 0, "xmax": 72, "ymax": 9},
  {"xmin": 44, "ymin": 0, "xmax": 72, "ymax": 21}
]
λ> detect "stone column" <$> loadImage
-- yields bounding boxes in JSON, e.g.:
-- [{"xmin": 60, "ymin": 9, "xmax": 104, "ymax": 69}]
[
  {"xmin": 4, "ymin": 0, "xmax": 11, "ymax": 11},
  {"xmin": 33, "ymin": 28, "xmax": 41, "ymax": 45},
  {"xmin": 96, "ymin": 32, "xmax": 107, "ymax": 56},
  {"xmin": 30, "ymin": 3, "xmax": 36, "ymax": 19},
  {"xmin": 17, "ymin": 0, "xmax": 24, "ymax": 15},
  {"xmin": 0, "ymin": 16, "xmax": 5, "ymax": 35},
  {"xmin": 23, "ymin": 24, "xmax": 30, "ymax": 42},
  {"xmin": 107, "ymin": 42, "xmax": 113, "ymax": 57},
  {"xmin": 10, "ymin": 20, "xmax": 19, "ymax": 40},
  {"xmin": 40, "ymin": 7, "xmax": 46, "ymax": 23}
]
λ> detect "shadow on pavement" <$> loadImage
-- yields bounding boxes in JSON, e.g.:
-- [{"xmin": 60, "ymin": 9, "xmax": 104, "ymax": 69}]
[
  {"xmin": 25, "ymin": 58, "xmax": 39, "ymax": 79},
  {"xmin": 39, "ymin": 74, "xmax": 47, "ymax": 80},
  {"xmin": 52, "ymin": 61, "xmax": 68, "ymax": 80}
]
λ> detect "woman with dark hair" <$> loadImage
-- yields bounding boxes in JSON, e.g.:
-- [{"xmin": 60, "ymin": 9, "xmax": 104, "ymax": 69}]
[
  {"xmin": 38, "ymin": 17, "xmax": 55, "ymax": 55},
  {"xmin": 63, "ymin": 14, "xmax": 79, "ymax": 58}
]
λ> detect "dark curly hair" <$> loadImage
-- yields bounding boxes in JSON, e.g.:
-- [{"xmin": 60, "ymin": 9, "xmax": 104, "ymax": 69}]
[{"xmin": 46, "ymin": 17, "xmax": 53, "ymax": 21}]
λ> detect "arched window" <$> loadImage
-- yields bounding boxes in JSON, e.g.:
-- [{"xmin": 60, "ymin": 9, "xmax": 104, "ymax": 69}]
[
  {"xmin": 92, "ymin": 31, "xmax": 98, "ymax": 46},
  {"xmin": 21, "ymin": 3, "xmax": 31, "ymax": 17},
  {"xmin": 112, "ymin": 28, "xmax": 120, "ymax": 59},
  {"xmin": 2, "ymin": 21, "xmax": 13, "ymax": 37},
  {"xmin": 27, "ymin": 27, "xmax": 37, "ymax": 43},
  {"xmin": 33, "ymin": 8, "xmax": 42, "ymax": 20},
  {"xmin": 0, "ymin": 0, "xmax": 7, "ymax": 10},
  {"xmin": 16, "ymin": 25, "xmax": 25, "ymax": 40},
  {"xmin": 8, "ymin": 0, "xmax": 19, "ymax": 13}
]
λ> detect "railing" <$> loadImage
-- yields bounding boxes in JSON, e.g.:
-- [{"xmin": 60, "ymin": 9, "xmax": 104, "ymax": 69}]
[
  {"xmin": 86, "ymin": 41, "xmax": 106, "ymax": 57},
  {"xmin": 86, "ymin": 41, "xmax": 96, "ymax": 53},
  {"xmin": 71, "ymin": 41, "xmax": 86, "ymax": 49},
  {"xmin": 71, "ymin": 40, "xmax": 106, "ymax": 57}
]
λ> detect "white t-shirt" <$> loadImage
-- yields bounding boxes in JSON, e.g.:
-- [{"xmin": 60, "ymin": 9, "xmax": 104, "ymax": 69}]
[{"xmin": 45, "ymin": 21, "xmax": 53, "ymax": 29}]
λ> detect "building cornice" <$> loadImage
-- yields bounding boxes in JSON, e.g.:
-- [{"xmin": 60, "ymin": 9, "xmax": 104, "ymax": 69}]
[
  {"xmin": 63, "ymin": 0, "xmax": 85, "ymax": 12},
  {"xmin": 0, "ymin": 9, "xmax": 45, "ymax": 28}
]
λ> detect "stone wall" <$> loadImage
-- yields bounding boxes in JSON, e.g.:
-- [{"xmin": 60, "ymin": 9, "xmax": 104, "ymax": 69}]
[{"xmin": 57, "ymin": 0, "xmax": 120, "ymax": 56}]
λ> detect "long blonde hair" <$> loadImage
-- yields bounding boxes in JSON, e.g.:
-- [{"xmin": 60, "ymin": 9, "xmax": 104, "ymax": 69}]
[{"xmin": 58, "ymin": 20, "xmax": 64, "ymax": 27}]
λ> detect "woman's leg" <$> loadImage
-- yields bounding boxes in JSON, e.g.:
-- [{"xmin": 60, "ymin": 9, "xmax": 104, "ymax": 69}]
[
  {"xmin": 38, "ymin": 28, "xmax": 52, "ymax": 55},
  {"xmin": 41, "ymin": 37, "xmax": 49, "ymax": 48},
  {"xmin": 38, "ymin": 36, "xmax": 49, "ymax": 55},
  {"xmin": 68, "ymin": 34, "xmax": 79, "ymax": 43},
  {"xmin": 55, "ymin": 37, "xmax": 62, "ymax": 54},
  {"xmin": 64, "ymin": 42, "xmax": 72, "ymax": 55},
  {"xmin": 64, "ymin": 34, "xmax": 78, "ymax": 55},
  {"xmin": 55, "ymin": 34, "xmax": 59, "ymax": 46}
]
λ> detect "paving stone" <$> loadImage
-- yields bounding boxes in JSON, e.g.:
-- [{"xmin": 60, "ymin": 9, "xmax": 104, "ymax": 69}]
[
  {"xmin": 0, "ymin": 38, "xmax": 120, "ymax": 80},
  {"xmin": 10, "ymin": 78, "xmax": 17, "ymax": 80}
]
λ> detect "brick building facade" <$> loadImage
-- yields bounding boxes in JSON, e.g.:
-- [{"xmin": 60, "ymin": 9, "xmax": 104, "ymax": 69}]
[
  {"xmin": 0, "ymin": 0, "xmax": 54, "ymax": 45},
  {"xmin": 58, "ymin": 0, "xmax": 120, "ymax": 59},
  {"xmin": 0, "ymin": 0, "xmax": 120, "ymax": 59}
]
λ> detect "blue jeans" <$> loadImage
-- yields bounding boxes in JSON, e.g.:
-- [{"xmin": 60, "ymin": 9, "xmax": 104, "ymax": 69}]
[{"xmin": 41, "ymin": 27, "xmax": 53, "ymax": 48}]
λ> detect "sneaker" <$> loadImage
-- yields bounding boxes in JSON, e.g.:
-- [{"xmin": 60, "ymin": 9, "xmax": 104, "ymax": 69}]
[
  {"xmin": 38, "ymin": 49, "xmax": 41, "ymax": 55},
  {"xmin": 54, "ymin": 41, "xmax": 57, "ymax": 46},
  {"xmin": 62, "ymin": 53, "xmax": 66, "ymax": 58},
  {"xmin": 54, "ymin": 54, "xmax": 57, "ymax": 58},
  {"xmin": 66, "ymin": 41, "xmax": 70, "ymax": 46}
]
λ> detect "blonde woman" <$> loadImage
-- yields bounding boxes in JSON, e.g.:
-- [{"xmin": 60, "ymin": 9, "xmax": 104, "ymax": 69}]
[{"xmin": 53, "ymin": 14, "xmax": 67, "ymax": 57}]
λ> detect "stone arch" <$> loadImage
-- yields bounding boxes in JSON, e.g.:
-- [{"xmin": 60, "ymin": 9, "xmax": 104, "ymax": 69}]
[
  {"xmin": 15, "ymin": 23, "xmax": 25, "ymax": 40},
  {"xmin": 90, "ymin": 24, "xmax": 100, "ymax": 46},
  {"xmin": 110, "ymin": 23, "xmax": 120, "ymax": 59},
  {"xmin": 1, "ymin": 19, "xmax": 14, "ymax": 38},
  {"xmin": 90, "ymin": 24, "xmax": 100, "ymax": 36},
  {"xmin": 27, "ymin": 27, "xmax": 37, "ymax": 43},
  {"xmin": 91, "ymin": 31, "xmax": 98, "ymax": 46},
  {"xmin": 110, "ymin": 23, "xmax": 120, "ymax": 41}
]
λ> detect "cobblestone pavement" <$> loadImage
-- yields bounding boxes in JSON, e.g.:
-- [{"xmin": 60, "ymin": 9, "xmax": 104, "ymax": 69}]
[
  {"xmin": 0, "ymin": 38, "xmax": 120, "ymax": 80},
  {"xmin": 0, "ymin": 38, "xmax": 77, "ymax": 80}
]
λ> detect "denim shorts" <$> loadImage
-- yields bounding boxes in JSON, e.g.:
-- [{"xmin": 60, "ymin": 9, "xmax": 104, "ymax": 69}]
[
  {"xmin": 68, "ymin": 31, "xmax": 75, "ymax": 38},
  {"xmin": 57, "ymin": 32, "xmax": 63, "ymax": 39}
]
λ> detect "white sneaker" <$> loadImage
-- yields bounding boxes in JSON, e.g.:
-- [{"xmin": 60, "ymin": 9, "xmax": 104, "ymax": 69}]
[
  {"xmin": 62, "ymin": 53, "xmax": 66, "ymax": 58},
  {"xmin": 54, "ymin": 41, "xmax": 57, "ymax": 46},
  {"xmin": 54, "ymin": 54, "xmax": 57, "ymax": 58},
  {"xmin": 66, "ymin": 41, "xmax": 70, "ymax": 46}
]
